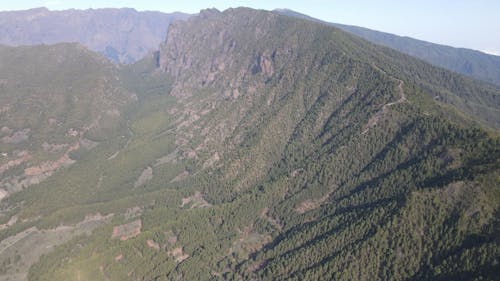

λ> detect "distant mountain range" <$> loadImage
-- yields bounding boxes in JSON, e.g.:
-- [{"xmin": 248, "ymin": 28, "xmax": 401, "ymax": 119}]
[
  {"xmin": 276, "ymin": 9, "xmax": 500, "ymax": 86},
  {"xmin": 332, "ymin": 24, "xmax": 500, "ymax": 85},
  {"xmin": 0, "ymin": 7, "xmax": 189, "ymax": 63},
  {"xmin": 0, "ymin": 7, "xmax": 498, "ymax": 281},
  {"xmin": 1, "ymin": 7, "xmax": 499, "ymax": 87},
  {"xmin": 0, "ymin": 7, "xmax": 497, "ymax": 281}
]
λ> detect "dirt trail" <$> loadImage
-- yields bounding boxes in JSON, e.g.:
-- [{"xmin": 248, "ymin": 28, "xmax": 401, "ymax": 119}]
[
  {"xmin": 362, "ymin": 72, "xmax": 406, "ymax": 135},
  {"xmin": 386, "ymin": 80, "xmax": 406, "ymax": 106},
  {"xmin": 108, "ymin": 120, "xmax": 134, "ymax": 160},
  {"xmin": 0, "ymin": 227, "xmax": 37, "ymax": 256},
  {"xmin": 100, "ymin": 265, "xmax": 111, "ymax": 281},
  {"xmin": 260, "ymin": 208, "xmax": 282, "ymax": 230}
]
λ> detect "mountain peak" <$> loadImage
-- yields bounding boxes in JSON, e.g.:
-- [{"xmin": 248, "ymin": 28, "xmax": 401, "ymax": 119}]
[
  {"xmin": 0, "ymin": 8, "xmax": 190, "ymax": 64},
  {"xmin": 159, "ymin": 7, "xmax": 499, "ymax": 128},
  {"xmin": 0, "ymin": 6, "xmax": 498, "ymax": 281},
  {"xmin": 153, "ymin": 8, "xmax": 500, "ymax": 279},
  {"xmin": 199, "ymin": 7, "xmax": 221, "ymax": 17}
]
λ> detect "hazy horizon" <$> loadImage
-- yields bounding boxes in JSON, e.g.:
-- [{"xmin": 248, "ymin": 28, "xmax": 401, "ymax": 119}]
[{"xmin": 1, "ymin": 1, "xmax": 499, "ymax": 56}]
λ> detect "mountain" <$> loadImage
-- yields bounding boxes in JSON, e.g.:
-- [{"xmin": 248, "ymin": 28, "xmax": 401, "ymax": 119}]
[
  {"xmin": 0, "ymin": 7, "xmax": 189, "ymax": 63},
  {"xmin": 3, "ymin": 7, "xmax": 500, "ymax": 88},
  {"xmin": 0, "ymin": 43, "xmax": 136, "ymax": 201},
  {"xmin": 276, "ymin": 9, "xmax": 500, "ymax": 86},
  {"xmin": 0, "ymin": 43, "xmax": 137, "ymax": 279},
  {"xmin": 0, "ymin": 7, "xmax": 498, "ymax": 281},
  {"xmin": 333, "ymin": 24, "xmax": 500, "ymax": 86}
]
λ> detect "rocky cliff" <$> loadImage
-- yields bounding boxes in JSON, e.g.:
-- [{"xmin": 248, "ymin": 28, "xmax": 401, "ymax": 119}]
[
  {"xmin": 1, "ymin": 8, "xmax": 498, "ymax": 281},
  {"xmin": 0, "ymin": 7, "xmax": 189, "ymax": 63}
]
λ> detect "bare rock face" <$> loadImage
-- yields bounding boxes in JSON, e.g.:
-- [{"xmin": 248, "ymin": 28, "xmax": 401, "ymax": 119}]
[
  {"xmin": 134, "ymin": 166, "xmax": 153, "ymax": 187},
  {"xmin": 253, "ymin": 53, "xmax": 274, "ymax": 76},
  {"xmin": 112, "ymin": 219, "xmax": 142, "ymax": 241},
  {"xmin": 0, "ymin": 43, "xmax": 137, "ymax": 196},
  {"xmin": 0, "ymin": 8, "xmax": 190, "ymax": 63},
  {"xmin": 156, "ymin": 8, "xmax": 312, "ymax": 191},
  {"xmin": 158, "ymin": 8, "xmax": 281, "ymax": 99}
]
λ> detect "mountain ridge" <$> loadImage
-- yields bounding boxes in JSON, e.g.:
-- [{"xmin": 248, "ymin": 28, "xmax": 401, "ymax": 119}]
[
  {"xmin": 0, "ymin": 7, "xmax": 189, "ymax": 63},
  {"xmin": 0, "ymin": 7, "xmax": 497, "ymax": 281},
  {"xmin": 2, "ymin": 6, "xmax": 500, "ymax": 88},
  {"xmin": 275, "ymin": 9, "xmax": 500, "ymax": 86},
  {"xmin": 160, "ymin": 7, "xmax": 500, "ymax": 129}
]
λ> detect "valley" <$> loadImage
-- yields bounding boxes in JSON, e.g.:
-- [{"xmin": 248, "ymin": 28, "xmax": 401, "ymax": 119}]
[{"xmin": 0, "ymin": 6, "xmax": 498, "ymax": 281}]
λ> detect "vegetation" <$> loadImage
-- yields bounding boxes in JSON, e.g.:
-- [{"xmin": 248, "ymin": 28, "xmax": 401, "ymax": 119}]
[
  {"xmin": 276, "ymin": 9, "xmax": 500, "ymax": 87},
  {"xmin": 0, "ymin": 8, "xmax": 189, "ymax": 63},
  {"xmin": 0, "ymin": 7, "xmax": 498, "ymax": 281}
]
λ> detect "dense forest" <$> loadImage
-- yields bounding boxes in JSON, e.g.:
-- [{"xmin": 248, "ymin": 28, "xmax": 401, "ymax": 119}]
[
  {"xmin": 0, "ymin": 7, "xmax": 498, "ymax": 281},
  {"xmin": 277, "ymin": 8, "xmax": 500, "ymax": 87}
]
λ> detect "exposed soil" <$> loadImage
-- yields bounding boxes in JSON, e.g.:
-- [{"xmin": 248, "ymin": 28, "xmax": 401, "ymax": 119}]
[
  {"xmin": 362, "ymin": 79, "xmax": 406, "ymax": 135},
  {"xmin": 0, "ymin": 213, "xmax": 112, "ymax": 281},
  {"xmin": 295, "ymin": 191, "xmax": 333, "ymax": 214},
  {"xmin": 1, "ymin": 128, "xmax": 30, "ymax": 144},
  {"xmin": 230, "ymin": 225, "xmax": 271, "ymax": 259},
  {"xmin": 260, "ymin": 207, "xmax": 282, "ymax": 230},
  {"xmin": 0, "ymin": 152, "xmax": 31, "ymax": 175},
  {"xmin": 146, "ymin": 239, "xmax": 160, "ymax": 251},
  {"xmin": 154, "ymin": 149, "xmax": 179, "ymax": 166},
  {"xmin": 111, "ymin": 219, "xmax": 142, "ymax": 241},
  {"xmin": 180, "ymin": 191, "xmax": 211, "ymax": 208},
  {"xmin": 170, "ymin": 170, "xmax": 190, "ymax": 183},
  {"xmin": 134, "ymin": 166, "xmax": 153, "ymax": 188},
  {"xmin": 167, "ymin": 246, "xmax": 189, "ymax": 263}
]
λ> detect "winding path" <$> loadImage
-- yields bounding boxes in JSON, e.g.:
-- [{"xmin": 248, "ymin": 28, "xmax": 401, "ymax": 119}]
[
  {"xmin": 108, "ymin": 120, "xmax": 134, "ymax": 160},
  {"xmin": 362, "ymin": 72, "xmax": 407, "ymax": 135}
]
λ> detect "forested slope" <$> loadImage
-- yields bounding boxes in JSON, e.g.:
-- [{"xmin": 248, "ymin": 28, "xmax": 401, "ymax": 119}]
[
  {"xmin": 276, "ymin": 8, "xmax": 500, "ymax": 87},
  {"xmin": 0, "ymin": 7, "xmax": 497, "ymax": 281}
]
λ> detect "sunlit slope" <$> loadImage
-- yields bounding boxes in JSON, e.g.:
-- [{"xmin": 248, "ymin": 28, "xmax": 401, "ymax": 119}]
[{"xmin": 0, "ymin": 8, "xmax": 497, "ymax": 281}]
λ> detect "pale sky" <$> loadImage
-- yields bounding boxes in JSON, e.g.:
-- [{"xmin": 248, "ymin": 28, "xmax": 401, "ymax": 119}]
[{"xmin": 1, "ymin": 0, "xmax": 499, "ymax": 55}]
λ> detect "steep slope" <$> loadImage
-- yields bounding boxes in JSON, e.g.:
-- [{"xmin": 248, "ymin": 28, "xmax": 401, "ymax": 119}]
[
  {"xmin": 0, "ymin": 43, "xmax": 136, "ymax": 199},
  {"xmin": 0, "ymin": 8, "xmax": 498, "ymax": 281},
  {"xmin": 162, "ymin": 8, "xmax": 500, "ymax": 130},
  {"xmin": 334, "ymin": 24, "xmax": 500, "ymax": 86},
  {"xmin": 0, "ymin": 7, "xmax": 189, "ymax": 63},
  {"xmin": 0, "ymin": 43, "xmax": 139, "ymax": 279},
  {"xmin": 276, "ymin": 9, "xmax": 500, "ymax": 87}
]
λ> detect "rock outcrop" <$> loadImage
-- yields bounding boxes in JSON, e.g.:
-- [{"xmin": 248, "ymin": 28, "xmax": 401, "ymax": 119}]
[{"xmin": 0, "ymin": 8, "xmax": 190, "ymax": 63}]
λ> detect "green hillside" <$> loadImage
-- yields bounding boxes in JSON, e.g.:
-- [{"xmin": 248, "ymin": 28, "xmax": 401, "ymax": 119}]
[
  {"xmin": 276, "ymin": 9, "xmax": 500, "ymax": 87},
  {"xmin": 0, "ymin": 7, "xmax": 498, "ymax": 281},
  {"xmin": 334, "ymin": 23, "xmax": 500, "ymax": 87},
  {"xmin": 0, "ymin": 43, "xmax": 135, "ymax": 200}
]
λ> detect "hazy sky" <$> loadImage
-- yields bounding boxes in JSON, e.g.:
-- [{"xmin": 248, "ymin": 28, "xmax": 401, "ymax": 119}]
[{"xmin": 2, "ymin": 0, "xmax": 499, "ymax": 55}]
